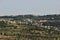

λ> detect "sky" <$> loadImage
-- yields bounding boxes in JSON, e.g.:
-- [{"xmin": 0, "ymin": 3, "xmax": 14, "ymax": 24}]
[{"xmin": 0, "ymin": 0, "xmax": 60, "ymax": 16}]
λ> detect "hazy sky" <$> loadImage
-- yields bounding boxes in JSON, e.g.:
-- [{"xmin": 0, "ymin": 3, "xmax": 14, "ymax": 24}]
[{"xmin": 0, "ymin": 0, "xmax": 60, "ymax": 16}]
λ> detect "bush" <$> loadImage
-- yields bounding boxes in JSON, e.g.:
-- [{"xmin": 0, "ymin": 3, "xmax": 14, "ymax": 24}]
[{"xmin": 0, "ymin": 21, "xmax": 7, "ymax": 28}]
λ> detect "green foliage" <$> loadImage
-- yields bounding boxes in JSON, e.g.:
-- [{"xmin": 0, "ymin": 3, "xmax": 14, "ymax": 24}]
[
  {"xmin": 0, "ymin": 21, "xmax": 7, "ymax": 28},
  {"xmin": 42, "ymin": 22, "xmax": 60, "ymax": 26}
]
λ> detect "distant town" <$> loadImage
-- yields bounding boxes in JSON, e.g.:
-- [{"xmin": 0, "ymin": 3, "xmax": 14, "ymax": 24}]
[{"xmin": 0, "ymin": 15, "xmax": 60, "ymax": 30}]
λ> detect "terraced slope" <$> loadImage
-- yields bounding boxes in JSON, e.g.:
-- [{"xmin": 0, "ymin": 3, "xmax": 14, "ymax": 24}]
[{"xmin": 0, "ymin": 22, "xmax": 60, "ymax": 40}]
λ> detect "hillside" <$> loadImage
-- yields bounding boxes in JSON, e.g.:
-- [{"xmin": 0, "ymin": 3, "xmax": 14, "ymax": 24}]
[{"xmin": 0, "ymin": 15, "xmax": 60, "ymax": 40}]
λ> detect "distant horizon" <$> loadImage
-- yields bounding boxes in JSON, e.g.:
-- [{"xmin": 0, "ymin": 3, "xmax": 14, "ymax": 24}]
[
  {"xmin": 0, "ymin": 13, "xmax": 60, "ymax": 16},
  {"xmin": 0, "ymin": 0, "xmax": 60, "ymax": 16}
]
